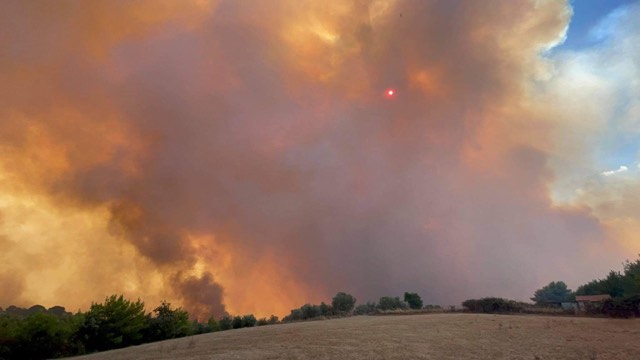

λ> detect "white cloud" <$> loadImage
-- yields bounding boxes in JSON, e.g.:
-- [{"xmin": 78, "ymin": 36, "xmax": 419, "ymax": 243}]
[
  {"xmin": 542, "ymin": 1, "xmax": 640, "ymax": 206},
  {"xmin": 602, "ymin": 165, "xmax": 628, "ymax": 176}
]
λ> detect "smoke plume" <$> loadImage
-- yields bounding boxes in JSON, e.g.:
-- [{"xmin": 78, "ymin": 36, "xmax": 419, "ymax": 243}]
[{"xmin": 0, "ymin": 0, "xmax": 637, "ymax": 318}]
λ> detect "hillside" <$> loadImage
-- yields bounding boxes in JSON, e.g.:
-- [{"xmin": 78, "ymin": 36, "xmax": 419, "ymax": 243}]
[{"xmin": 70, "ymin": 313, "xmax": 640, "ymax": 359}]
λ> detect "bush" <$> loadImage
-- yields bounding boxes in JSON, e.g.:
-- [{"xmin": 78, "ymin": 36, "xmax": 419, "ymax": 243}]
[
  {"xmin": 377, "ymin": 297, "xmax": 408, "ymax": 311},
  {"xmin": 319, "ymin": 302, "xmax": 333, "ymax": 317},
  {"xmin": 207, "ymin": 317, "xmax": 220, "ymax": 332},
  {"xmin": 241, "ymin": 314, "xmax": 257, "ymax": 327},
  {"xmin": 282, "ymin": 293, "xmax": 355, "ymax": 323},
  {"xmin": 461, "ymin": 297, "xmax": 525, "ymax": 313},
  {"xmin": 0, "ymin": 315, "xmax": 20, "ymax": 359},
  {"xmin": 601, "ymin": 295, "xmax": 640, "ymax": 318},
  {"xmin": 267, "ymin": 315, "xmax": 279, "ymax": 324},
  {"xmin": 218, "ymin": 315, "xmax": 233, "ymax": 330},
  {"xmin": 286, "ymin": 302, "xmax": 334, "ymax": 322},
  {"xmin": 231, "ymin": 316, "xmax": 243, "ymax": 329},
  {"xmin": 282, "ymin": 309, "xmax": 303, "ymax": 323},
  {"xmin": 404, "ymin": 293, "xmax": 423, "ymax": 310},
  {"xmin": 190, "ymin": 320, "xmax": 210, "ymax": 334},
  {"xmin": 300, "ymin": 304, "xmax": 322, "ymax": 320},
  {"xmin": 332, "ymin": 292, "xmax": 356, "ymax": 314},
  {"xmin": 5, "ymin": 312, "xmax": 84, "ymax": 359},
  {"xmin": 354, "ymin": 302, "xmax": 377, "ymax": 315}
]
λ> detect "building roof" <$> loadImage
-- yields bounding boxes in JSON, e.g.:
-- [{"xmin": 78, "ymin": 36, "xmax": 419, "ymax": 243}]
[{"xmin": 575, "ymin": 294, "xmax": 611, "ymax": 302}]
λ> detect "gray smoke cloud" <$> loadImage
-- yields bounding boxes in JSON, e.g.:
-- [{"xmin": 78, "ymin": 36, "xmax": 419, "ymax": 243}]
[{"xmin": 0, "ymin": 0, "xmax": 631, "ymax": 317}]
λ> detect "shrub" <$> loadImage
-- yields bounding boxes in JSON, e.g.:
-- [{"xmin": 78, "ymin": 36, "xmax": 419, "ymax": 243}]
[
  {"xmin": 354, "ymin": 302, "xmax": 377, "ymax": 315},
  {"xmin": 377, "ymin": 297, "xmax": 408, "ymax": 311},
  {"xmin": 231, "ymin": 316, "xmax": 243, "ymax": 329},
  {"xmin": 282, "ymin": 309, "xmax": 303, "ymax": 323},
  {"xmin": 241, "ymin": 314, "xmax": 257, "ymax": 327},
  {"xmin": 461, "ymin": 297, "xmax": 524, "ymax": 313},
  {"xmin": 404, "ymin": 293, "xmax": 423, "ymax": 310},
  {"xmin": 218, "ymin": 315, "xmax": 233, "ymax": 330},
  {"xmin": 7, "ymin": 312, "xmax": 84, "ymax": 359},
  {"xmin": 207, "ymin": 317, "xmax": 220, "ymax": 332},
  {"xmin": 190, "ymin": 320, "xmax": 209, "ymax": 334},
  {"xmin": 332, "ymin": 292, "xmax": 356, "ymax": 314},
  {"xmin": 0, "ymin": 315, "xmax": 20, "ymax": 359},
  {"xmin": 300, "ymin": 304, "xmax": 322, "ymax": 320},
  {"xmin": 267, "ymin": 315, "xmax": 279, "ymax": 324},
  {"xmin": 601, "ymin": 295, "xmax": 640, "ymax": 318},
  {"xmin": 319, "ymin": 302, "xmax": 333, "ymax": 317}
]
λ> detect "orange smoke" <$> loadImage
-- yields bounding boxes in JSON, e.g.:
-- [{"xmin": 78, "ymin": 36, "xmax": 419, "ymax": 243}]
[{"xmin": 0, "ymin": 0, "xmax": 636, "ymax": 319}]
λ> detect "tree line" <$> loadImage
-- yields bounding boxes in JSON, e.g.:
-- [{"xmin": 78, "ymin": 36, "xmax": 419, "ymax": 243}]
[
  {"xmin": 3, "ymin": 255, "xmax": 638, "ymax": 358},
  {"xmin": 281, "ymin": 291, "xmax": 440, "ymax": 322},
  {"xmin": 0, "ymin": 291, "xmax": 434, "ymax": 359},
  {"xmin": 462, "ymin": 255, "xmax": 640, "ymax": 317},
  {"xmin": 0, "ymin": 295, "xmax": 278, "ymax": 360}
]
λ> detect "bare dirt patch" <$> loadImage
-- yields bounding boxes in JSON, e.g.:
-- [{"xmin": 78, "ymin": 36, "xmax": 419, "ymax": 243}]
[{"xmin": 71, "ymin": 313, "xmax": 640, "ymax": 359}]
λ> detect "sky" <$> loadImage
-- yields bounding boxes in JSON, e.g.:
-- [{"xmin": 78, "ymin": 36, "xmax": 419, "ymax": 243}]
[
  {"xmin": 562, "ymin": 0, "xmax": 637, "ymax": 49},
  {"xmin": 0, "ymin": 0, "xmax": 638, "ymax": 319}
]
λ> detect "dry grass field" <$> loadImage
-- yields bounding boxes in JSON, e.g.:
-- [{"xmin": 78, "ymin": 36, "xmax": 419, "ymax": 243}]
[{"xmin": 72, "ymin": 313, "xmax": 640, "ymax": 360}]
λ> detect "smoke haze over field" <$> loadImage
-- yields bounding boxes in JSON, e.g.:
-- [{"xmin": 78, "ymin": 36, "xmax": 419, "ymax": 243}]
[{"xmin": 1, "ymin": 0, "xmax": 639, "ymax": 318}]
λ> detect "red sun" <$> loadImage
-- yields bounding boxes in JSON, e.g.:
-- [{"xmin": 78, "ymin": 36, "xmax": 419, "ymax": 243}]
[{"xmin": 386, "ymin": 89, "xmax": 395, "ymax": 97}]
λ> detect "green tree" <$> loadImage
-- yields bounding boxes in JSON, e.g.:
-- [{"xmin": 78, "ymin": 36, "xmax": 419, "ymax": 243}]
[
  {"xmin": 575, "ymin": 279, "xmax": 605, "ymax": 296},
  {"xmin": 604, "ymin": 271, "xmax": 630, "ymax": 297},
  {"xmin": 300, "ymin": 304, "xmax": 321, "ymax": 319},
  {"xmin": 462, "ymin": 297, "xmax": 524, "ymax": 313},
  {"xmin": 331, "ymin": 292, "xmax": 356, "ymax": 314},
  {"xmin": 576, "ymin": 256, "xmax": 640, "ymax": 298},
  {"xmin": 258, "ymin": 315, "xmax": 279, "ymax": 324},
  {"xmin": 218, "ymin": 315, "xmax": 233, "ymax": 330},
  {"xmin": 207, "ymin": 316, "xmax": 221, "ymax": 332},
  {"xmin": 0, "ymin": 314, "xmax": 21, "ymax": 359},
  {"xmin": 377, "ymin": 296, "xmax": 408, "ymax": 311},
  {"xmin": 354, "ymin": 301, "xmax": 377, "ymax": 315},
  {"xmin": 319, "ymin": 302, "xmax": 333, "ymax": 317},
  {"xmin": 282, "ymin": 309, "xmax": 302, "ymax": 322},
  {"xmin": 241, "ymin": 314, "xmax": 257, "ymax": 327},
  {"xmin": 576, "ymin": 272, "xmax": 628, "ymax": 298},
  {"xmin": 146, "ymin": 301, "xmax": 190, "ymax": 341},
  {"xmin": 190, "ymin": 319, "xmax": 207, "ymax": 334},
  {"xmin": 231, "ymin": 316, "xmax": 243, "ymax": 329},
  {"xmin": 11, "ymin": 312, "xmax": 84, "ymax": 359},
  {"xmin": 403, "ymin": 292, "xmax": 423, "ymax": 310},
  {"xmin": 531, "ymin": 281, "xmax": 573, "ymax": 305},
  {"xmin": 79, "ymin": 295, "xmax": 148, "ymax": 352},
  {"xmin": 623, "ymin": 257, "xmax": 640, "ymax": 295}
]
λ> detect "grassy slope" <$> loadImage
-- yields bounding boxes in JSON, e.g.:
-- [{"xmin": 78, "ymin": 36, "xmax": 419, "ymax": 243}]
[{"xmin": 71, "ymin": 314, "xmax": 640, "ymax": 360}]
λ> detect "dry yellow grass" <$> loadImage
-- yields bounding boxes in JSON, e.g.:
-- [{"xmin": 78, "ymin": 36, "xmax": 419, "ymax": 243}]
[{"xmin": 71, "ymin": 314, "xmax": 640, "ymax": 360}]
